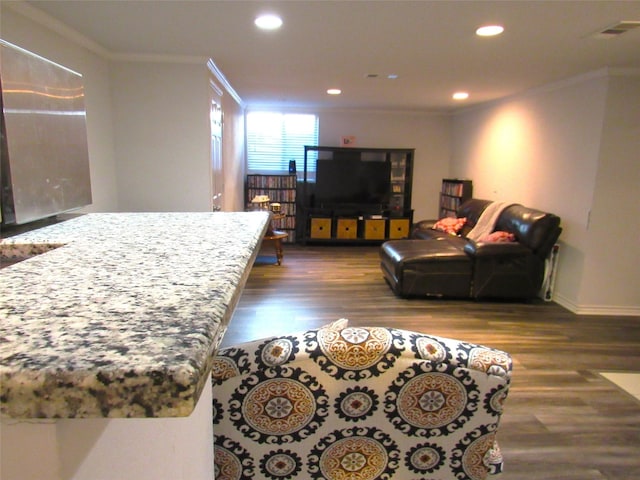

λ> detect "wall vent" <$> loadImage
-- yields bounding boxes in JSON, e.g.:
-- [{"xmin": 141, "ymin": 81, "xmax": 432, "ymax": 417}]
[{"xmin": 593, "ymin": 21, "xmax": 640, "ymax": 38}]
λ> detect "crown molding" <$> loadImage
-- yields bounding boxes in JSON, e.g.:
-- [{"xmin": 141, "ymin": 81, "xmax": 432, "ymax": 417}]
[
  {"xmin": 452, "ymin": 68, "xmax": 614, "ymax": 116},
  {"xmin": 6, "ymin": 0, "xmax": 244, "ymax": 109},
  {"xmin": 207, "ymin": 59, "xmax": 243, "ymax": 107},
  {"xmin": 5, "ymin": 1, "xmax": 111, "ymax": 58},
  {"xmin": 110, "ymin": 53, "xmax": 209, "ymax": 64}
]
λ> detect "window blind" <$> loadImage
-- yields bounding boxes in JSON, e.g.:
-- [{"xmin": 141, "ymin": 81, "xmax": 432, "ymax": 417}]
[{"xmin": 246, "ymin": 112, "xmax": 318, "ymax": 176}]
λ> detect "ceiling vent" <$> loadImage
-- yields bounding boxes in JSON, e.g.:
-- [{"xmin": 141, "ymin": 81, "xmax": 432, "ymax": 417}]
[{"xmin": 593, "ymin": 21, "xmax": 640, "ymax": 38}]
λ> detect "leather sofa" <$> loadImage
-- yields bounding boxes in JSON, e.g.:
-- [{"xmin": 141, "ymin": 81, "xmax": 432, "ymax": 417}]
[{"xmin": 380, "ymin": 199, "xmax": 562, "ymax": 299}]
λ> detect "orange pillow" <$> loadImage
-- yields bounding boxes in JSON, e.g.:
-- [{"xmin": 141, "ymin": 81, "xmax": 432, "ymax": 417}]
[
  {"xmin": 432, "ymin": 217, "xmax": 467, "ymax": 235},
  {"xmin": 479, "ymin": 231, "xmax": 516, "ymax": 243}
]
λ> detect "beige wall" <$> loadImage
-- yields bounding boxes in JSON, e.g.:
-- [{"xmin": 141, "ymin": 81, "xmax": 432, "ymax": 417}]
[
  {"xmin": 2, "ymin": 5, "xmax": 119, "ymax": 213},
  {"xmin": 219, "ymin": 87, "xmax": 246, "ymax": 212},
  {"xmin": 316, "ymin": 109, "xmax": 451, "ymax": 221},
  {"xmin": 451, "ymin": 71, "xmax": 640, "ymax": 314},
  {"xmin": 579, "ymin": 73, "xmax": 640, "ymax": 311},
  {"xmin": 112, "ymin": 61, "xmax": 245, "ymax": 213},
  {"xmin": 110, "ymin": 61, "xmax": 211, "ymax": 211}
]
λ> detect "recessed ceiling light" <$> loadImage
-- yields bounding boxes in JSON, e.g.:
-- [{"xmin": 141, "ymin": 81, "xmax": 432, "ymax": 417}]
[
  {"xmin": 327, "ymin": 89, "xmax": 342, "ymax": 95},
  {"xmin": 476, "ymin": 25, "xmax": 504, "ymax": 37},
  {"xmin": 255, "ymin": 14, "xmax": 283, "ymax": 30},
  {"xmin": 452, "ymin": 92, "xmax": 469, "ymax": 100}
]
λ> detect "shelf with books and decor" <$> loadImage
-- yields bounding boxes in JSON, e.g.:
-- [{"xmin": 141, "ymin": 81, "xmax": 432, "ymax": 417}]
[
  {"xmin": 301, "ymin": 146, "xmax": 414, "ymax": 244},
  {"xmin": 246, "ymin": 174, "xmax": 297, "ymax": 243},
  {"xmin": 439, "ymin": 179, "xmax": 472, "ymax": 218}
]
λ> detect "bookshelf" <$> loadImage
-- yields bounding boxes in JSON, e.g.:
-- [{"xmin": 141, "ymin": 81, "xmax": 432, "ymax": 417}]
[
  {"xmin": 439, "ymin": 179, "xmax": 472, "ymax": 218},
  {"xmin": 246, "ymin": 174, "xmax": 297, "ymax": 243}
]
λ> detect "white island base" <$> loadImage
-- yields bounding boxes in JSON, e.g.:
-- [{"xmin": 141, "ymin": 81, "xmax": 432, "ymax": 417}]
[
  {"xmin": 1, "ymin": 213, "xmax": 270, "ymax": 480},
  {"xmin": 1, "ymin": 377, "xmax": 214, "ymax": 480}
]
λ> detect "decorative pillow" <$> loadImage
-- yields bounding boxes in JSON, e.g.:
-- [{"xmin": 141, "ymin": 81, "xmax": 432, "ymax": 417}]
[
  {"xmin": 480, "ymin": 231, "xmax": 516, "ymax": 243},
  {"xmin": 432, "ymin": 217, "xmax": 467, "ymax": 235}
]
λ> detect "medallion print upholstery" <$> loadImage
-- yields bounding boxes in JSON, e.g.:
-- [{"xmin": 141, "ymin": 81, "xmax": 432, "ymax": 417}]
[
  {"xmin": 212, "ymin": 320, "xmax": 512, "ymax": 479},
  {"xmin": 451, "ymin": 426, "xmax": 499, "ymax": 480},
  {"xmin": 335, "ymin": 386, "xmax": 379, "ymax": 421},
  {"xmin": 308, "ymin": 427, "xmax": 399, "ymax": 480},
  {"xmin": 211, "ymin": 346, "xmax": 250, "ymax": 384},
  {"xmin": 406, "ymin": 442, "xmax": 447, "ymax": 473},
  {"xmin": 257, "ymin": 336, "xmax": 300, "ymax": 367},
  {"xmin": 305, "ymin": 324, "xmax": 405, "ymax": 380},
  {"xmin": 468, "ymin": 347, "xmax": 511, "ymax": 379},
  {"xmin": 385, "ymin": 364, "xmax": 479, "ymax": 436},
  {"xmin": 413, "ymin": 334, "xmax": 452, "ymax": 363},
  {"xmin": 259, "ymin": 449, "xmax": 303, "ymax": 479},
  {"xmin": 230, "ymin": 365, "xmax": 328, "ymax": 443},
  {"xmin": 214, "ymin": 435, "xmax": 254, "ymax": 480},
  {"xmin": 485, "ymin": 385, "xmax": 509, "ymax": 416},
  {"xmin": 212, "ymin": 397, "xmax": 224, "ymax": 425}
]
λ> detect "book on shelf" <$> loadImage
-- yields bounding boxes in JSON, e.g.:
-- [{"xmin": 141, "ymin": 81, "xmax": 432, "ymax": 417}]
[
  {"xmin": 246, "ymin": 174, "xmax": 297, "ymax": 243},
  {"xmin": 246, "ymin": 174, "xmax": 297, "ymax": 189},
  {"xmin": 441, "ymin": 182, "xmax": 466, "ymax": 196}
]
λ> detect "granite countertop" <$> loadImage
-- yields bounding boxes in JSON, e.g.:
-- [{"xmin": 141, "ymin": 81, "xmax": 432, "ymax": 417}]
[{"xmin": 0, "ymin": 212, "xmax": 270, "ymax": 419}]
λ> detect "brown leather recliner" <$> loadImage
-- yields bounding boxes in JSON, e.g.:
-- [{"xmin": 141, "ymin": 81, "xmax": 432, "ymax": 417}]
[{"xmin": 380, "ymin": 199, "xmax": 562, "ymax": 300}]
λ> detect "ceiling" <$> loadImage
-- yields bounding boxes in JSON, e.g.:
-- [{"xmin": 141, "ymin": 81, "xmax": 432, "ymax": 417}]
[{"xmin": 11, "ymin": 0, "xmax": 640, "ymax": 111}]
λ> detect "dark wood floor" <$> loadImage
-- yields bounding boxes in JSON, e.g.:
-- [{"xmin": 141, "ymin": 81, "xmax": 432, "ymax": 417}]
[{"xmin": 225, "ymin": 245, "xmax": 640, "ymax": 480}]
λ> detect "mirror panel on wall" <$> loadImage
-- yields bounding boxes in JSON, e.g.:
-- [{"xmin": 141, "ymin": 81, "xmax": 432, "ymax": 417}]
[{"xmin": 0, "ymin": 40, "xmax": 92, "ymax": 226}]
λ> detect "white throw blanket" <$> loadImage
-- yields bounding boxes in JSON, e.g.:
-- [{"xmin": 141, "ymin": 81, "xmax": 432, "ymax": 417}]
[{"xmin": 466, "ymin": 202, "xmax": 511, "ymax": 241}]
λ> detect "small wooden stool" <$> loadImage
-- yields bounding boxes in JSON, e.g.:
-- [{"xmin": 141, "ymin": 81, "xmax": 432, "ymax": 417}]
[{"xmin": 262, "ymin": 230, "xmax": 288, "ymax": 265}]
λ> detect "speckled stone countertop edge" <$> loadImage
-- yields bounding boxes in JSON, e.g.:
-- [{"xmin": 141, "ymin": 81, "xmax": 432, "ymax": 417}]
[
  {"xmin": 0, "ymin": 212, "xmax": 270, "ymax": 419},
  {"xmin": 185, "ymin": 218, "xmax": 267, "ymax": 418}
]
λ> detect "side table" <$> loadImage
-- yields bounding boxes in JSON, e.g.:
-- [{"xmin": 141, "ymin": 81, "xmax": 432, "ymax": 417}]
[{"xmin": 263, "ymin": 213, "xmax": 288, "ymax": 265}]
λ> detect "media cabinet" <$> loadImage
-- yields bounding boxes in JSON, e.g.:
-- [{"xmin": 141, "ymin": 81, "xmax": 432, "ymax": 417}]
[{"xmin": 301, "ymin": 146, "xmax": 414, "ymax": 244}]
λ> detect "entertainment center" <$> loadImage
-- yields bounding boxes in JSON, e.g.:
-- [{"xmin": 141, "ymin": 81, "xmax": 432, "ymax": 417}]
[{"xmin": 301, "ymin": 145, "xmax": 414, "ymax": 244}]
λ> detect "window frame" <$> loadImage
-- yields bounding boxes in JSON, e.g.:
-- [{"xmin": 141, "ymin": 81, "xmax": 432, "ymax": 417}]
[{"xmin": 245, "ymin": 111, "xmax": 319, "ymax": 176}]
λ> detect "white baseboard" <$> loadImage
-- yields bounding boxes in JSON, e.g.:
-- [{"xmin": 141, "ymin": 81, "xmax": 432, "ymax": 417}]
[{"xmin": 554, "ymin": 294, "xmax": 640, "ymax": 316}]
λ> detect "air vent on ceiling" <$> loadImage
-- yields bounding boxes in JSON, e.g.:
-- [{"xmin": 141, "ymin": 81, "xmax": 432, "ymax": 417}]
[{"xmin": 593, "ymin": 21, "xmax": 640, "ymax": 38}]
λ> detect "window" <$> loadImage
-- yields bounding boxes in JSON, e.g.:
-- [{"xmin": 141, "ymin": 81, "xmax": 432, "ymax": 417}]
[{"xmin": 246, "ymin": 112, "xmax": 318, "ymax": 177}]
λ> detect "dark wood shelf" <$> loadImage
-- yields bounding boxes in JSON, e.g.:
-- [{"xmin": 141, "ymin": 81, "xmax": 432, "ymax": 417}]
[{"xmin": 301, "ymin": 146, "xmax": 414, "ymax": 244}]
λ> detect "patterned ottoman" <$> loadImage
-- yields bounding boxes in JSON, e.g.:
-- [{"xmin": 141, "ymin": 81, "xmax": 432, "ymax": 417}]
[{"xmin": 211, "ymin": 319, "xmax": 511, "ymax": 480}]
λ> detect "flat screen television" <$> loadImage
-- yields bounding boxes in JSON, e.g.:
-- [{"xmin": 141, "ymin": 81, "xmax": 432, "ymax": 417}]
[{"xmin": 315, "ymin": 155, "xmax": 391, "ymax": 207}]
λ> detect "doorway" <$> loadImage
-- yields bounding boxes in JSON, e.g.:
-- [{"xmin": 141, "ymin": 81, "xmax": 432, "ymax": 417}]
[{"xmin": 209, "ymin": 81, "xmax": 223, "ymax": 211}]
